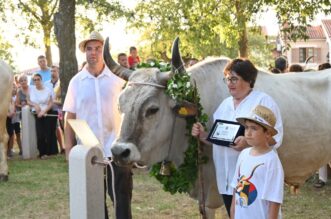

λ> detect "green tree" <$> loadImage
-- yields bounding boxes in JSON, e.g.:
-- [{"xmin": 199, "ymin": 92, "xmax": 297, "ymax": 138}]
[
  {"xmin": 16, "ymin": 0, "xmax": 59, "ymax": 66},
  {"xmin": 0, "ymin": 35, "xmax": 14, "ymax": 67},
  {"xmin": 1, "ymin": 0, "xmax": 129, "ymax": 68},
  {"xmin": 131, "ymin": 0, "xmax": 331, "ymax": 58}
]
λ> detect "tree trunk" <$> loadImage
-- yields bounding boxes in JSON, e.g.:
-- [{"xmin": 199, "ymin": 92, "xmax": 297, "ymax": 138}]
[
  {"xmin": 235, "ymin": 0, "xmax": 248, "ymax": 58},
  {"xmin": 238, "ymin": 24, "xmax": 248, "ymax": 58},
  {"xmin": 54, "ymin": 0, "xmax": 78, "ymax": 104},
  {"xmin": 43, "ymin": 23, "xmax": 53, "ymax": 66}
]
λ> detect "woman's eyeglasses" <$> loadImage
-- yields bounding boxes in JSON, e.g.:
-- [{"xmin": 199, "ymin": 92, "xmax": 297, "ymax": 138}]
[
  {"xmin": 223, "ymin": 77, "xmax": 239, "ymax": 84},
  {"xmin": 33, "ymin": 78, "xmax": 41, "ymax": 82}
]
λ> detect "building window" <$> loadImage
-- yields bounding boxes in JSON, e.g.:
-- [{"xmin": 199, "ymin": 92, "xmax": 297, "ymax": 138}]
[{"xmin": 299, "ymin": 47, "xmax": 314, "ymax": 63}]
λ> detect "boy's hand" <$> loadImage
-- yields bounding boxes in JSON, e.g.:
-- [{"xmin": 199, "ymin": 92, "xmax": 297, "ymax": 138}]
[{"xmin": 230, "ymin": 136, "xmax": 248, "ymax": 151}]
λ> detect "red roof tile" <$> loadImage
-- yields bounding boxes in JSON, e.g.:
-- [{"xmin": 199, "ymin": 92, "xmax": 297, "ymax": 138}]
[
  {"xmin": 306, "ymin": 25, "xmax": 325, "ymax": 39},
  {"xmin": 321, "ymin": 19, "xmax": 331, "ymax": 38}
]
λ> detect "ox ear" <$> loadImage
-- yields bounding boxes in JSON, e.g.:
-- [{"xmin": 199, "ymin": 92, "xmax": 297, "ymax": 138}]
[
  {"xmin": 103, "ymin": 37, "xmax": 133, "ymax": 81},
  {"xmin": 171, "ymin": 37, "xmax": 185, "ymax": 74},
  {"xmin": 173, "ymin": 101, "xmax": 198, "ymax": 118}
]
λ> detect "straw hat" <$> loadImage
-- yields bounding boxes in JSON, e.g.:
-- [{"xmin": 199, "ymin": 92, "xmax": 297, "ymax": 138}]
[
  {"xmin": 78, "ymin": 31, "xmax": 104, "ymax": 52},
  {"xmin": 236, "ymin": 105, "xmax": 278, "ymax": 145}
]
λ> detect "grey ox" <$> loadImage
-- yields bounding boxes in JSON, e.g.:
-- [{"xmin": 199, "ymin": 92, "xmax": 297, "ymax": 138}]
[
  {"xmin": 104, "ymin": 38, "xmax": 331, "ymax": 218},
  {"xmin": 0, "ymin": 60, "xmax": 13, "ymax": 182}
]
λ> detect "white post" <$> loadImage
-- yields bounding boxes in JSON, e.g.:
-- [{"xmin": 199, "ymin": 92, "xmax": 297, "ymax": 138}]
[
  {"xmin": 69, "ymin": 145, "xmax": 105, "ymax": 219},
  {"xmin": 21, "ymin": 106, "xmax": 38, "ymax": 159}
]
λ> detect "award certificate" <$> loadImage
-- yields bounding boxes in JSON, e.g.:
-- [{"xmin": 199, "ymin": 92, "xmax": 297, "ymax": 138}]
[{"xmin": 207, "ymin": 120, "xmax": 245, "ymax": 147}]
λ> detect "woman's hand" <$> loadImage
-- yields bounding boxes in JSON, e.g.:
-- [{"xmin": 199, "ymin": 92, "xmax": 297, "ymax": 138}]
[
  {"xmin": 34, "ymin": 105, "xmax": 41, "ymax": 114},
  {"xmin": 191, "ymin": 122, "xmax": 205, "ymax": 137},
  {"xmin": 230, "ymin": 136, "xmax": 249, "ymax": 151},
  {"xmin": 37, "ymin": 110, "xmax": 46, "ymax": 118}
]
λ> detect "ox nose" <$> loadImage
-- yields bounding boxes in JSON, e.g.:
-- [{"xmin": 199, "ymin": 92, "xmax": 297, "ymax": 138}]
[{"xmin": 111, "ymin": 146, "xmax": 131, "ymax": 159}]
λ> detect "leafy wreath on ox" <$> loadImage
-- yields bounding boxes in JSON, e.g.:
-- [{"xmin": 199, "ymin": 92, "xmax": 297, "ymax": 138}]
[{"xmin": 67, "ymin": 36, "xmax": 331, "ymax": 218}]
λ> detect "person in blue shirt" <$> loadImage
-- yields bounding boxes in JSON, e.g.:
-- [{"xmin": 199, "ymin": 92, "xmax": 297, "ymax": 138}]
[{"xmin": 30, "ymin": 55, "xmax": 51, "ymax": 85}]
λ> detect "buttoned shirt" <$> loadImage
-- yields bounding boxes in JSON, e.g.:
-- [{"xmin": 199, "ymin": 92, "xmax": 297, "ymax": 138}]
[{"xmin": 63, "ymin": 66, "xmax": 126, "ymax": 157}]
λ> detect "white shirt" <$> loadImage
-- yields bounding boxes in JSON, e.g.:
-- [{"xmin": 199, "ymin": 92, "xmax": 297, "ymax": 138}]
[
  {"xmin": 44, "ymin": 79, "xmax": 60, "ymax": 111},
  {"xmin": 63, "ymin": 66, "xmax": 126, "ymax": 158},
  {"xmin": 231, "ymin": 148, "xmax": 284, "ymax": 219},
  {"xmin": 212, "ymin": 90, "xmax": 283, "ymax": 195},
  {"xmin": 29, "ymin": 86, "xmax": 52, "ymax": 112}
]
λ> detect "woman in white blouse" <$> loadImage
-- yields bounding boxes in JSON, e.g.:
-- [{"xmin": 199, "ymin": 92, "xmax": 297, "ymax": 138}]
[
  {"xmin": 28, "ymin": 73, "xmax": 56, "ymax": 159},
  {"xmin": 191, "ymin": 58, "xmax": 283, "ymax": 217}
]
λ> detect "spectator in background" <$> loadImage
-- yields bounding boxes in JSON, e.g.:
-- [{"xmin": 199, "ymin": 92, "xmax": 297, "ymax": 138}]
[
  {"xmin": 188, "ymin": 58, "xmax": 199, "ymax": 67},
  {"xmin": 10, "ymin": 83, "xmax": 22, "ymax": 156},
  {"xmin": 318, "ymin": 62, "xmax": 331, "ymax": 70},
  {"xmin": 128, "ymin": 46, "xmax": 140, "ymax": 69},
  {"xmin": 45, "ymin": 65, "xmax": 64, "ymax": 154},
  {"xmin": 118, "ymin": 53, "xmax": 129, "ymax": 68},
  {"xmin": 28, "ymin": 73, "xmax": 55, "ymax": 159},
  {"xmin": 289, "ymin": 64, "xmax": 303, "ymax": 72},
  {"xmin": 271, "ymin": 48, "xmax": 281, "ymax": 59},
  {"xmin": 16, "ymin": 74, "xmax": 29, "ymax": 109},
  {"xmin": 31, "ymin": 55, "xmax": 51, "ymax": 85},
  {"xmin": 14, "ymin": 75, "xmax": 20, "ymax": 88},
  {"xmin": 275, "ymin": 56, "xmax": 288, "ymax": 73},
  {"xmin": 270, "ymin": 68, "xmax": 281, "ymax": 74},
  {"xmin": 6, "ymin": 84, "xmax": 16, "ymax": 158},
  {"xmin": 314, "ymin": 62, "xmax": 331, "ymax": 188}
]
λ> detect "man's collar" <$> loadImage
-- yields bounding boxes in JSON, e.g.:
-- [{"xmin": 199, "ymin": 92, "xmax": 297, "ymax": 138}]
[{"xmin": 80, "ymin": 65, "xmax": 112, "ymax": 80}]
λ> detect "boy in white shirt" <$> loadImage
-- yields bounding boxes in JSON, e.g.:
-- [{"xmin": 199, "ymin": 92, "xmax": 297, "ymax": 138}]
[{"xmin": 230, "ymin": 105, "xmax": 284, "ymax": 219}]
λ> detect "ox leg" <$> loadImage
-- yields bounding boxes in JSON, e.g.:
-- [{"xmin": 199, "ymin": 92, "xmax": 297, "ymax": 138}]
[
  {"xmin": 0, "ymin": 133, "xmax": 9, "ymax": 182},
  {"xmin": 204, "ymin": 207, "xmax": 215, "ymax": 219}
]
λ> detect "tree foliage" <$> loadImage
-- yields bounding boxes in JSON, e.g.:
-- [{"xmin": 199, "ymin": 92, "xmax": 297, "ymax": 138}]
[
  {"xmin": 131, "ymin": 0, "xmax": 331, "ymax": 59},
  {"xmin": 0, "ymin": 0, "xmax": 129, "ymax": 68},
  {"xmin": 0, "ymin": 35, "xmax": 14, "ymax": 67}
]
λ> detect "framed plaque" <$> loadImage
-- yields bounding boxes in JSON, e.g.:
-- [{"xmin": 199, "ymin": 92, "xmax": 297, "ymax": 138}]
[{"xmin": 207, "ymin": 120, "xmax": 245, "ymax": 147}]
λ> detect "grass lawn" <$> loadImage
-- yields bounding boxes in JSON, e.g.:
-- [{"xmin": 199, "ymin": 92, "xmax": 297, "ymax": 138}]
[{"xmin": 0, "ymin": 155, "xmax": 331, "ymax": 218}]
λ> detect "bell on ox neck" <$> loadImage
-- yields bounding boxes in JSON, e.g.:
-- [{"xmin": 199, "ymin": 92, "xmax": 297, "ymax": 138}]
[{"xmin": 159, "ymin": 160, "xmax": 171, "ymax": 176}]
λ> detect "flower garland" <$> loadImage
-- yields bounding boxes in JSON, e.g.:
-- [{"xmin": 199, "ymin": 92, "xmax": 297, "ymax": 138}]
[{"xmin": 149, "ymin": 69, "xmax": 209, "ymax": 194}]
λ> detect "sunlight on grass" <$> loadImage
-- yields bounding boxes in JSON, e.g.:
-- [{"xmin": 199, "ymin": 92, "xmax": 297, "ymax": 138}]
[{"xmin": 1, "ymin": 155, "xmax": 331, "ymax": 218}]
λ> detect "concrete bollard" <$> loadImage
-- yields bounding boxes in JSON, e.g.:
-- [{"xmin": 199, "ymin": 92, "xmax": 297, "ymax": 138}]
[
  {"xmin": 69, "ymin": 145, "xmax": 105, "ymax": 219},
  {"xmin": 21, "ymin": 106, "xmax": 38, "ymax": 159}
]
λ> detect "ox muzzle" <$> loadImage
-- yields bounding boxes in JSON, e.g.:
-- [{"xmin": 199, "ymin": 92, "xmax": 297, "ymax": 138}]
[{"xmin": 111, "ymin": 142, "xmax": 141, "ymax": 165}]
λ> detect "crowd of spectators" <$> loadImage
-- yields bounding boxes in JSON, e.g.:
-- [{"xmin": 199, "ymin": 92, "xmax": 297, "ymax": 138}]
[{"xmin": 7, "ymin": 55, "xmax": 64, "ymax": 159}]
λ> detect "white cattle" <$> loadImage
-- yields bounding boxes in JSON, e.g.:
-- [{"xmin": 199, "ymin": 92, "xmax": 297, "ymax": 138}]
[
  {"xmin": 104, "ymin": 38, "xmax": 331, "ymax": 217},
  {"xmin": 0, "ymin": 60, "xmax": 13, "ymax": 182}
]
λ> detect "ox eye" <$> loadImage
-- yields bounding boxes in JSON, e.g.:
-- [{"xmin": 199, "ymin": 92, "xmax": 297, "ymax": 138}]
[{"xmin": 145, "ymin": 107, "xmax": 159, "ymax": 117}]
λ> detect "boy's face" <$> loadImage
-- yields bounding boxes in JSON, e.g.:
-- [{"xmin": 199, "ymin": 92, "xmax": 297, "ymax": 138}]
[{"xmin": 244, "ymin": 120, "xmax": 270, "ymax": 147}]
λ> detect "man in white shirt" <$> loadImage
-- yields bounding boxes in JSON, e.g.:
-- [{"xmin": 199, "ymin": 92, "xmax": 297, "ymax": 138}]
[{"xmin": 63, "ymin": 31, "xmax": 130, "ymax": 219}]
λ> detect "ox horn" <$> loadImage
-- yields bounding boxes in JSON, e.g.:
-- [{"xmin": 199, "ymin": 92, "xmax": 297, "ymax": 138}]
[
  {"xmin": 103, "ymin": 37, "xmax": 132, "ymax": 81},
  {"xmin": 156, "ymin": 37, "xmax": 185, "ymax": 85},
  {"xmin": 171, "ymin": 37, "xmax": 185, "ymax": 74}
]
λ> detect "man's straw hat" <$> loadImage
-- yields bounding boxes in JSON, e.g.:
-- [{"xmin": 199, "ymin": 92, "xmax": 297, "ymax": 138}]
[
  {"xmin": 236, "ymin": 105, "xmax": 278, "ymax": 145},
  {"xmin": 78, "ymin": 31, "xmax": 104, "ymax": 52}
]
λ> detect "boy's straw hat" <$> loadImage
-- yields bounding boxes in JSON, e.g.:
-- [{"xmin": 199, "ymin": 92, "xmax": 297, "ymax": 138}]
[
  {"xmin": 236, "ymin": 105, "xmax": 278, "ymax": 145},
  {"xmin": 78, "ymin": 31, "xmax": 104, "ymax": 52}
]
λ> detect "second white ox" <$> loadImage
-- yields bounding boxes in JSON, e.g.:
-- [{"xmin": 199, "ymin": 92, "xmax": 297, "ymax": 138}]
[
  {"xmin": 0, "ymin": 60, "xmax": 13, "ymax": 182},
  {"xmin": 104, "ymin": 38, "xmax": 331, "ymax": 215}
]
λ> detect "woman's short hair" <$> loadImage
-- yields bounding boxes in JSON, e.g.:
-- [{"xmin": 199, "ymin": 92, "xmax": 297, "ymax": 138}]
[
  {"xmin": 18, "ymin": 73, "xmax": 28, "ymax": 82},
  {"xmin": 224, "ymin": 58, "xmax": 258, "ymax": 88}
]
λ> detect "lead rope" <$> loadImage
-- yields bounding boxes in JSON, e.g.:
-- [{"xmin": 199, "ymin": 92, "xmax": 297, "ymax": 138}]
[
  {"xmin": 101, "ymin": 159, "xmax": 117, "ymax": 219},
  {"xmin": 193, "ymin": 81, "xmax": 206, "ymax": 219}
]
